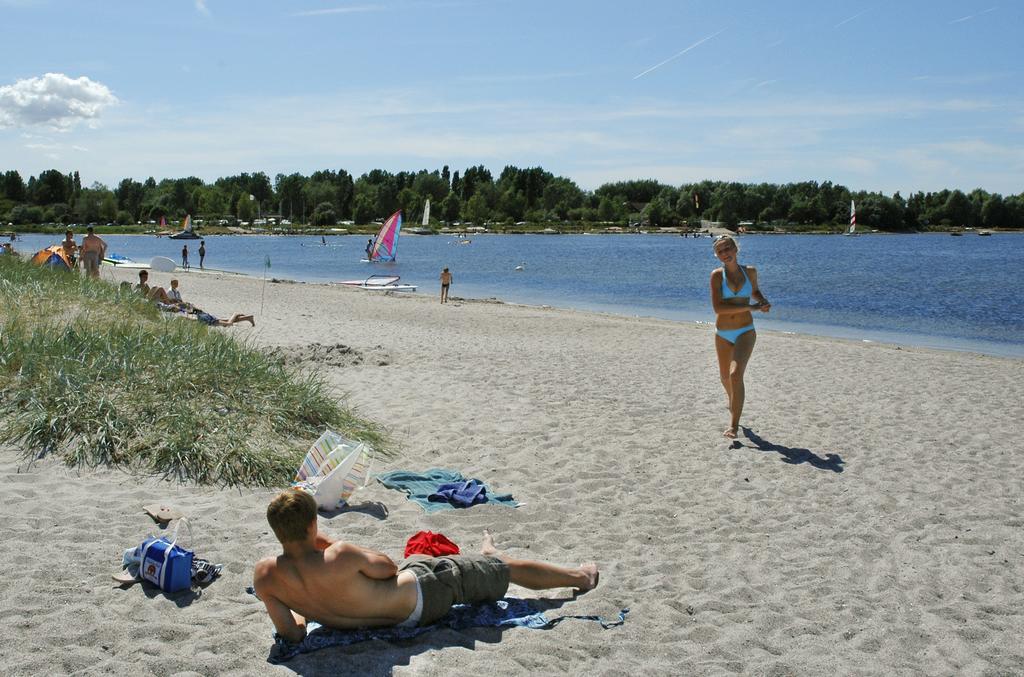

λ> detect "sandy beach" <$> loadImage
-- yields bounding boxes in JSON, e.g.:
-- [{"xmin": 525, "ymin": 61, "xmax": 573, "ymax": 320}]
[{"xmin": 2, "ymin": 265, "xmax": 1023, "ymax": 676}]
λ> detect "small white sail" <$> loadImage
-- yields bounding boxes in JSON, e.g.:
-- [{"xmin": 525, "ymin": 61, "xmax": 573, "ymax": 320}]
[
  {"xmin": 422, "ymin": 199, "xmax": 430, "ymax": 227},
  {"xmin": 847, "ymin": 200, "xmax": 856, "ymax": 235}
]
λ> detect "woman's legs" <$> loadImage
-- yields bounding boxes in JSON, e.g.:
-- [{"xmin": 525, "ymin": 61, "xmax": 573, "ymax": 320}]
[
  {"xmin": 225, "ymin": 313, "xmax": 255, "ymax": 326},
  {"xmin": 715, "ymin": 331, "xmax": 756, "ymax": 437}
]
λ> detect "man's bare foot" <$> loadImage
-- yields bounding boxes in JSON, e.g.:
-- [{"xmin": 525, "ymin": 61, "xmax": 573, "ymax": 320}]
[
  {"xmin": 578, "ymin": 562, "xmax": 600, "ymax": 592},
  {"xmin": 723, "ymin": 427, "xmax": 738, "ymax": 439},
  {"xmin": 481, "ymin": 529, "xmax": 498, "ymax": 556}
]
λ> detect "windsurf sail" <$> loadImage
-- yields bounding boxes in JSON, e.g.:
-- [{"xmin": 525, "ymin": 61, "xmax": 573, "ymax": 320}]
[
  {"xmin": 422, "ymin": 199, "xmax": 430, "ymax": 227},
  {"xmin": 159, "ymin": 215, "xmax": 167, "ymax": 228},
  {"xmin": 182, "ymin": 214, "xmax": 192, "ymax": 233},
  {"xmin": 849, "ymin": 200, "xmax": 856, "ymax": 235},
  {"xmin": 368, "ymin": 210, "xmax": 402, "ymax": 262}
]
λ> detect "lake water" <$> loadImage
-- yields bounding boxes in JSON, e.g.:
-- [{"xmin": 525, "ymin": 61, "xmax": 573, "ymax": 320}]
[{"xmin": 15, "ymin": 231, "xmax": 1024, "ymax": 358}]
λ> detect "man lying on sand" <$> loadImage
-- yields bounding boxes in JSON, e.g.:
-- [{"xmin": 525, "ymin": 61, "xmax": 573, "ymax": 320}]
[{"xmin": 254, "ymin": 488, "xmax": 599, "ymax": 642}]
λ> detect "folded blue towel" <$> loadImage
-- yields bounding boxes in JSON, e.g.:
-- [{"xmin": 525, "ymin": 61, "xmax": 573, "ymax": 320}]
[
  {"xmin": 377, "ymin": 469, "xmax": 518, "ymax": 513},
  {"xmin": 429, "ymin": 479, "xmax": 488, "ymax": 507},
  {"xmin": 268, "ymin": 598, "xmax": 628, "ymax": 663}
]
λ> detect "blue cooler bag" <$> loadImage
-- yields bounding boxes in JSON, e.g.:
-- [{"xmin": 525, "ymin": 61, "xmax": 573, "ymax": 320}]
[{"xmin": 139, "ymin": 519, "xmax": 194, "ymax": 593}]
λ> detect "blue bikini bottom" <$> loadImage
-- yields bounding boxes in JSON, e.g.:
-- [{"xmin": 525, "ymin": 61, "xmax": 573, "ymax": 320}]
[{"xmin": 716, "ymin": 324, "xmax": 754, "ymax": 344}]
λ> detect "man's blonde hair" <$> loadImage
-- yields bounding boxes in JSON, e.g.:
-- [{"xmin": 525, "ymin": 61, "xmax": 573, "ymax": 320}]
[{"xmin": 267, "ymin": 488, "xmax": 317, "ymax": 543}]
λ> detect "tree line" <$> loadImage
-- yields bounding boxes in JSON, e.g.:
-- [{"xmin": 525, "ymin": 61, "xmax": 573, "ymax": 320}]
[{"xmin": 1, "ymin": 166, "xmax": 1021, "ymax": 231}]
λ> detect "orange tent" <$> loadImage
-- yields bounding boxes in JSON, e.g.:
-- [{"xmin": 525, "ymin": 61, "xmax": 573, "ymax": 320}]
[{"xmin": 30, "ymin": 245, "xmax": 74, "ymax": 271}]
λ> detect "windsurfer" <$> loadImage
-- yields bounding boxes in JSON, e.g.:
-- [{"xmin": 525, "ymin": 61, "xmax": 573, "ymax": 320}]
[{"xmin": 710, "ymin": 235, "xmax": 770, "ymax": 439}]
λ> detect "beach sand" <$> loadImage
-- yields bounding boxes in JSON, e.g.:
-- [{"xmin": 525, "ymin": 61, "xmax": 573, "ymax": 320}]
[{"xmin": 2, "ymin": 266, "xmax": 1022, "ymax": 675}]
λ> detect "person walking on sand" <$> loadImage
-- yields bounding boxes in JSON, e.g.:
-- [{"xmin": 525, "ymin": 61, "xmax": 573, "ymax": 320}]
[
  {"xmin": 253, "ymin": 489, "xmax": 599, "ymax": 642},
  {"xmin": 198, "ymin": 240, "xmax": 206, "ymax": 269},
  {"xmin": 439, "ymin": 267, "xmax": 452, "ymax": 303},
  {"xmin": 710, "ymin": 234, "xmax": 770, "ymax": 439},
  {"xmin": 181, "ymin": 244, "xmax": 189, "ymax": 270},
  {"xmin": 80, "ymin": 226, "xmax": 106, "ymax": 278}
]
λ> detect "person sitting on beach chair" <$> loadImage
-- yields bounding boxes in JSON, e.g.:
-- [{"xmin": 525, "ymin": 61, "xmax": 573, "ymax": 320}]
[{"xmin": 253, "ymin": 488, "xmax": 599, "ymax": 642}]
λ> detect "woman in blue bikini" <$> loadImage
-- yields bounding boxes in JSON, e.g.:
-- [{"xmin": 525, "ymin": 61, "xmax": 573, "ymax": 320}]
[{"xmin": 710, "ymin": 235, "xmax": 771, "ymax": 438}]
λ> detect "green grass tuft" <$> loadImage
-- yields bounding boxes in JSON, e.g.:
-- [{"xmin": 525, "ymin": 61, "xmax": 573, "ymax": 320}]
[{"xmin": 0, "ymin": 255, "xmax": 387, "ymax": 486}]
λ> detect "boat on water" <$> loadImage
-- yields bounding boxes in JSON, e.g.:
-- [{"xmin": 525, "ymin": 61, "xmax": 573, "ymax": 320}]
[
  {"xmin": 362, "ymin": 210, "xmax": 402, "ymax": 262},
  {"xmin": 844, "ymin": 200, "xmax": 857, "ymax": 236},
  {"xmin": 169, "ymin": 215, "xmax": 201, "ymax": 240},
  {"xmin": 978, "ymin": 230, "xmax": 992, "ymax": 236},
  {"xmin": 409, "ymin": 199, "xmax": 433, "ymax": 235},
  {"xmin": 338, "ymin": 274, "xmax": 417, "ymax": 292}
]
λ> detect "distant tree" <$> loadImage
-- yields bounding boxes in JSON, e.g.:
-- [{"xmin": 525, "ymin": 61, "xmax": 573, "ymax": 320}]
[
  {"xmin": 1, "ymin": 170, "xmax": 26, "ymax": 202},
  {"xmin": 116, "ymin": 178, "xmax": 145, "ymax": 220},
  {"xmin": 462, "ymin": 193, "xmax": 488, "ymax": 225},
  {"xmin": 498, "ymin": 189, "xmax": 527, "ymax": 222},
  {"xmin": 440, "ymin": 192, "xmax": 461, "ymax": 224},
  {"xmin": 352, "ymin": 193, "xmax": 377, "ymax": 225},
  {"xmin": 943, "ymin": 190, "xmax": 973, "ymax": 227},
  {"xmin": 236, "ymin": 194, "xmax": 256, "ymax": 221},
  {"xmin": 312, "ymin": 202, "xmax": 336, "ymax": 226},
  {"xmin": 981, "ymin": 194, "xmax": 1011, "ymax": 229},
  {"xmin": 397, "ymin": 187, "xmax": 423, "ymax": 219},
  {"xmin": 32, "ymin": 169, "xmax": 69, "ymax": 205}
]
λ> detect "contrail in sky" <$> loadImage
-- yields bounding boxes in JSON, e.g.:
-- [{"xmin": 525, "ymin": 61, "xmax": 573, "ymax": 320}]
[
  {"xmin": 834, "ymin": 9, "xmax": 868, "ymax": 28},
  {"xmin": 633, "ymin": 29, "xmax": 725, "ymax": 80}
]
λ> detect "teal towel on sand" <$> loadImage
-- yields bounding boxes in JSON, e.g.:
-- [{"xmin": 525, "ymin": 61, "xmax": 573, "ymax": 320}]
[{"xmin": 376, "ymin": 469, "xmax": 518, "ymax": 512}]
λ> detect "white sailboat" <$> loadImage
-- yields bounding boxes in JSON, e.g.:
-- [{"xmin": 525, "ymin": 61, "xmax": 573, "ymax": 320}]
[
  {"xmin": 410, "ymin": 199, "xmax": 433, "ymax": 234},
  {"xmin": 844, "ymin": 200, "xmax": 857, "ymax": 236}
]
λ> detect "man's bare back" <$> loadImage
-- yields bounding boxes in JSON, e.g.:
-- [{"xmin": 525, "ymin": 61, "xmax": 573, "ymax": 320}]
[
  {"xmin": 257, "ymin": 489, "xmax": 598, "ymax": 643},
  {"xmin": 254, "ymin": 535, "xmax": 419, "ymax": 640}
]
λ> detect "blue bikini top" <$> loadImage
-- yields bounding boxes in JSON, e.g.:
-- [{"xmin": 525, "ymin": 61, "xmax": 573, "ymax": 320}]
[{"xmin": 721, "ymin": 266, "xmax": 752, "ymax": 298}]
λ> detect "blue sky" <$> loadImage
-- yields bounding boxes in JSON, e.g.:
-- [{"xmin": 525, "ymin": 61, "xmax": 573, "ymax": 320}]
[{"xmin": 1, "ymin": 0, "xmax": 1021, "ymax": 195}]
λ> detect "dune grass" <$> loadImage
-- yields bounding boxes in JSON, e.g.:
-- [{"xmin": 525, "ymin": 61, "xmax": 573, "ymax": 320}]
[{"xmin": 0, "ymin": 255, "xmax": 387, "ymax": 486}]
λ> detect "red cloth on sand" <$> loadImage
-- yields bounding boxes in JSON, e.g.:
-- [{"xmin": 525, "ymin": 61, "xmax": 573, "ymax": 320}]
[{"xmin": 404, "ymin": 531, "xmax": 460, "ymax": 558}]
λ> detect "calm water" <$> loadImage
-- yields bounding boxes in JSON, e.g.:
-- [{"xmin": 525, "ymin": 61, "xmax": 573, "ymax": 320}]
[{"xmin": 16, "ymin": 232, "xmax": 1024, "ymax": 358}]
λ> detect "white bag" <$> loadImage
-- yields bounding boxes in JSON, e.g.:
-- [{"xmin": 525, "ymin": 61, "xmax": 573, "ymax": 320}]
[{"xmin": 293, "ymin": 430, "xmax": 373, "ymax": 510}]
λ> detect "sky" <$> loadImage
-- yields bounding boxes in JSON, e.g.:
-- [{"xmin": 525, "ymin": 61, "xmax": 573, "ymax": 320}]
[{"xmin": 1, "ymin": 0, "xmax": 1022, "ymax": 196}]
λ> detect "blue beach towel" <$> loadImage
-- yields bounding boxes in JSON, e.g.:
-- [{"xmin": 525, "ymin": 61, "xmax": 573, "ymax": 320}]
[
  {"xmin": 266, "ymin": 598, "xmax": 628, "ymax": 663},
  {"xmin": 376, "ymin": 469, "xmax": 518, "ymax": 512},
  {"xmin": 429, "ymin": 479, "xmax": 488, "ymax": 507}
]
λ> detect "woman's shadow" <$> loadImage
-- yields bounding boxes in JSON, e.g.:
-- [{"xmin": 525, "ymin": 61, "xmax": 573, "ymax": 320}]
[{"xmin": 732, "ymin": 427, "xmax": 845, "ymax": 473}]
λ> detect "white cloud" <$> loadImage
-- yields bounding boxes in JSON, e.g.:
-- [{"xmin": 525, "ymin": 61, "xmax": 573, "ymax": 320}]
[
  {"xmin": 0, "ymin": 73, "xmax": 118, "ymax": 130},
  {"xmin": 195, "ymin": 0, "xmax": 210, "ymax": 15}
]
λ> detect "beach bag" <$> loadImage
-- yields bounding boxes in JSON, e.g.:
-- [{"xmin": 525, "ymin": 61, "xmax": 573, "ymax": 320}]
[
  {"xmin": 293, "ymin": 429, "xmax": 373, "ymax": 511},
  {"xmin": 139, "ymin": 519, "xmax": 194, "ymax": 593}
]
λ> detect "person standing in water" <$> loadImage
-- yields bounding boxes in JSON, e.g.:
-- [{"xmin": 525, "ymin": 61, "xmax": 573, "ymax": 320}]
[
  {"xmin": 198, "ymin": 240, "xmax": 206, "ymax": 269},
  {"xmin": 710, "ymin": 235, "xmax": 770, "ymax": 439},
  {"xmin": 365, "ymin": 238, "xmax": 374, "ymax": 260},
  {"xmin": 439, "ymin": 267, "xmax": 452, "ymax": 303},
  {"xmin": 181, "ymin": 244, "xmax": 189, "ymax": 270}
]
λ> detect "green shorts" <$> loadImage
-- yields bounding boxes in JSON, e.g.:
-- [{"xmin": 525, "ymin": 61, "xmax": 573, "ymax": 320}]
[{"xmin": 399, "ymin": 555, "xmax": 510, "ymax": 626}]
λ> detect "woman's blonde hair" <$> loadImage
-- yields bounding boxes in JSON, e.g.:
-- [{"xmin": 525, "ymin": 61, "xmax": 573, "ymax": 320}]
[{"xmin": 713, "ymin": 234, "xmax": 739, "ymax": 253}]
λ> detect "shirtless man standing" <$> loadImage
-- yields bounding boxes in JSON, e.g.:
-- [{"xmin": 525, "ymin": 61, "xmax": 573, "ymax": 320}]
[
  {"xmin": 80, "ymin": 226, "xmax": 107, "ymax": 278},
  {"xmin": 253, "ymin": 489, "xmax": 599, "ymax": 642},
  {"xmin": 61, "ymin": 229, "xmax": 78, "ymax": 267}
]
